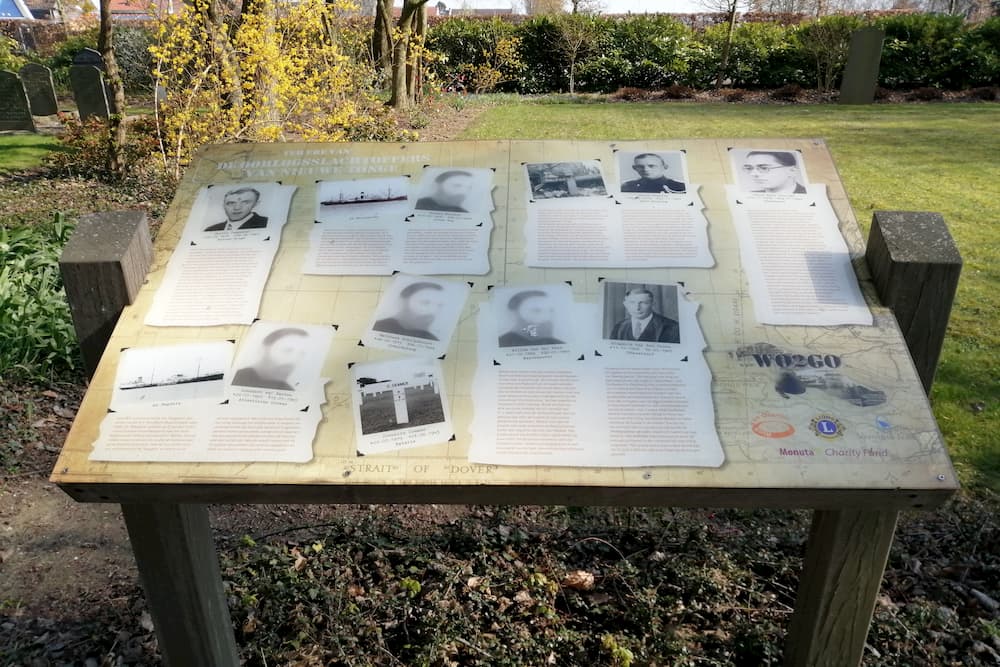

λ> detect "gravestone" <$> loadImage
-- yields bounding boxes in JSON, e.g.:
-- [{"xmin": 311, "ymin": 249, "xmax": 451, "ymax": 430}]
[
  {"xmin": 0, "ymin": 70, "xmax": 37, "ymax": 132},
  {"xmin": 19, "ymin": 63, "xmax": 59, "ymax": 116},
  {"xmin": 73, "ymin": 47, "xmax": 106, "ymax": 70},
  {"xmin": 69, "ymin": 65, "xmax": 110, "ymax": 120},
  {"xmin": 839, "ymin": 27, "xmax": 886, "ymax": 105}
]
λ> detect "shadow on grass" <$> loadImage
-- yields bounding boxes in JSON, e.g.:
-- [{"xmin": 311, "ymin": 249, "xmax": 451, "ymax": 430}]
[{"xmin": 0, "ymin": 134, "xmax": 65, "ymax": 173}]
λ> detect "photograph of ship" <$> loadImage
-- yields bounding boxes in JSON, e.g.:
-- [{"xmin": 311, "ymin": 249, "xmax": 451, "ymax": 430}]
[
  {"xmin": 111, "ymin": 342, "xmax": 233, "ymax": 409},
  {"xmin": 318, "ymin": 177, "xmax": 409, "ymax": 209}
]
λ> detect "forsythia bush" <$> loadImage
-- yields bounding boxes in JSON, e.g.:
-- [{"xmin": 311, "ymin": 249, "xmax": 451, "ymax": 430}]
[
  {"xmin": 150, "ymin": 0, "xmax": 405, "ymax": 173},
  {"xmin": 0, "ymin": 34, "xmax": 25, "ymax": 71}
]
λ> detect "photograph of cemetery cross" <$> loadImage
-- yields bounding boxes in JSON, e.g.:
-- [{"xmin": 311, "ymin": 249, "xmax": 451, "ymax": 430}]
[
  {"xmin": 526, "ymin": 161, "xmax": 608, "ymax": 199},
  {"xmin": 356, "ymin": 369, "xmax": 445, "ymax": 435}
]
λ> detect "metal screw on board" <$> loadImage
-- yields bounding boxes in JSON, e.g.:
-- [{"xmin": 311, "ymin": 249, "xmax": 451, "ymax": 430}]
[{"xmin": 937, "ymin": 474, "xmax": 946, "ymax": 481}]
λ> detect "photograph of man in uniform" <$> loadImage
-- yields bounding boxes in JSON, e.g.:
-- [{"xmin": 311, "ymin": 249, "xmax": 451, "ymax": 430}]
[
  {"xmin": 231, "ymin": 327, "xmax": 309, "ymax": 390},
  {"xmin": 204, "ymin": 187, "xmax": 269, "ymax": 231},
  {"xmin": 620, "ymin": 153, "xmax": 686, "ymax": 194},
  {"xmin": 414, "ymin": 170, "xmax": 474, "ymax": 213},
  {"xmin": 608, "ymin": 287, "xmax": 680, "ymax": 344},
  {"xmin": 738, "ymin": 150, "xmax": 807, "ymax": 194},
  {"xmin": 498, "ymin": 289, "xmax": 565, "ymax": 347},
  {"xmin": 373, "ymin": 281, "xmax": 446, "ymax": 340}
]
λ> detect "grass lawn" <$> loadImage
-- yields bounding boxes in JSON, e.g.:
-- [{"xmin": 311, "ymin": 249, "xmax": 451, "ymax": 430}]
[
  {"xmin": 463, "ymin": 101, "xmax": 1000, "ymax": 492},
  {"xmin": 0, "ymin": 134, "xmax": 61, "ymax": 173}
]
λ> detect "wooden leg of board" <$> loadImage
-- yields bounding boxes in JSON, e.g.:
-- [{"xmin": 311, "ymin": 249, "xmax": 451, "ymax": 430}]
[
  {"xmin": 121, "ymin": 503, "xmax": 239, "ymax": 667},
  {"xmin": 784, "ymin": 509, "xmax": 898, "ymax": 667}
]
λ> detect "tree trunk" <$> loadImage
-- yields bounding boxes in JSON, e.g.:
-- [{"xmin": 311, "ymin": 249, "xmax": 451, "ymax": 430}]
[
  {"xmin": 389, "ymin": 13, "xmax": 413, "ymax": 108},
  {"xmin": 714, "ymin": 3, "xmax": 739, "ymax": 90},
  {"xmin": 406, "ymin": 3, "xmax": 427, "ymax": 102},
  {"xmin": 98, "ymin": 0, "xmax": 126, "ymax": 178},
  {"xmin": 372, "ymin": 0, "xmax": 393, "ymax": 80},
  {"xmin": 246, "ymin": 0, "xmax": 278, "ymax": 137},
  {"xmin": 568, "ymin": 56, "xmax": 576, "ymax": 93},
  {"xmin": 388, "ymin": 0, "xmax": 429, "ymax": 109},
  {"xmin": 204, "ymin": 0, "xmax": 243, "ymax": 118}
]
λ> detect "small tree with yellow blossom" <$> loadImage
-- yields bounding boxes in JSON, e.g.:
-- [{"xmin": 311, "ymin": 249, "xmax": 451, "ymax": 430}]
[{"xmin": 150, "ymin": 0, "xmax": 405, "ymax": 177}]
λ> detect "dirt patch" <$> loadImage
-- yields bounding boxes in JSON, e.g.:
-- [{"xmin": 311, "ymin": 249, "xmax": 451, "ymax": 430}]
[
  {"xmin": 0, "ymin": 479, "xmax": 135, "ymax": 617},
  {"xmin": 0, "ymin": 170, "xmax": 174, "ymax": 236},
  {"xmin": 402, "ymin": 96, "xmax": 488, "ymax": 142}
]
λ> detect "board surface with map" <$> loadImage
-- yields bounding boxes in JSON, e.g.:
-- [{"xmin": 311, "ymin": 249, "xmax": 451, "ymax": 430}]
[{"xmin": 51, "ymin": 139, "xmax": 958, "ymax": 511}]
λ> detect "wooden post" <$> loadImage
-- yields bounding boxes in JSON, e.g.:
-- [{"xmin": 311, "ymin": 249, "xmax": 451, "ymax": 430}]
[
  {"xmin": 60, "ymin": 214, "xmax": 237, "ymax": 665},
  {"xmin": 785, "ymin": 510, "xmax": 898, "ymax": 666},
  {"xmin": 864, "ymin": 211, "xmax": 962, "ymax": 394},
  {"xmin": 122, "ymin": 504, "xmax": 239, "ymax": 667},
  {"xmin": 786, "ymin": 211, "xmax": 961, "ymax": 666},
  {"xmin": 59, "ymin": 210, "xmax": 153, "ymax": 378}
]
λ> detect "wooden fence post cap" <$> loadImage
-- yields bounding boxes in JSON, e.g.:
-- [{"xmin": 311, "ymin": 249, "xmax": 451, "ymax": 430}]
[
  {"xmin": 59, "ymin": 210, "xmax": 153, "ymax": 378},
  {"xmin": 61, "ymin": 211, "xmax": 151, "ymax": 264},
  {"xmin": 871, "ymin": 211, "xmax": 962, "ymax": 265}
]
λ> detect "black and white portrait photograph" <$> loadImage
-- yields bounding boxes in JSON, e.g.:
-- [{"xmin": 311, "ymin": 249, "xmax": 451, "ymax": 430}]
[
  {"xmin": 525, "ymin": 160, "xmax": 609, "ymax": 200},
  {"xmin": 230, "ymin": 321, "xmax": 333, "ymax": 392},
  {"xmin": 315, "ymin": 176, "xmax": 410, "ymax": 223},
  {"xmin": 411, "ymin": 166, "xmax": 494, "ymax": 216},
  {"xmin": 493, "ymin": 284, "xmax": 573, "ymax": 348},
  {"xmin": 367, "ymin": 274, "xmax": 470, "ymax": 352},
  {"xmin": 601, "ymin": 281, "xmax": 681, "ymax": 344},
  {"xmin": 617, "ymin": 151, "xmax": 687, "ymax": 195},
  {"xmin": 110, "ymin": 341, "xmax": 234, "ymax": 410},
  {"xmin": 187, "ymin": 182, "xmax": 296, "ymax": 236},
  {"xmin": 729, "ymin": 148, "xmax": 810, "ymax": 195}
]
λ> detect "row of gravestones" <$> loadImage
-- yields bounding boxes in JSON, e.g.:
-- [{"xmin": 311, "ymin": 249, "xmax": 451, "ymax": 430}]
[{"xmin": 0, "ymin": 48, "xmax": 110, "ymax": 133}]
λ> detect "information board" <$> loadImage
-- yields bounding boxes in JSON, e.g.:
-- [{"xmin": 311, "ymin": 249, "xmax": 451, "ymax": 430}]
[{"xmin": 51, "ymin": 140, "xmax": 958, "ymax": 510}]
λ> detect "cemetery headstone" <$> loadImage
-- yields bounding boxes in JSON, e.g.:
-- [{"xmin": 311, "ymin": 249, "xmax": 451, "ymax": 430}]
[
  {"xmin": 73, "ymin": 48, "xmax": 106, "ymax": 70},
  {"xmin": 19, "ymin": 63, "xmax": 59, "ymax": 116},
  {"xmin": 0, "ymin": 70, "xmax": 37, "ymax": 132},
  {"xmin": 839, "ymin": 27, "xmax": 886, "ymax": 105},
  {"xmin": 69, "ymin": 65, "xmax": 110, "ymax": 121}
]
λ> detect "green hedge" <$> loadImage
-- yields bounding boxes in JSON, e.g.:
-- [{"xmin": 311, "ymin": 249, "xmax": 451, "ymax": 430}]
[{"xmin": 427, "ymin": 13, "xmax": 1000, "ymax": 93}]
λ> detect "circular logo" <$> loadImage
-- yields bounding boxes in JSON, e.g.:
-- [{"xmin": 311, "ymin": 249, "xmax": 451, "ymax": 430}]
[
  {"xmin": 810, "ymin": 415, "xmax": 844, "ymax": 439},
  {"xmin": 751, "ymin": 413, "xmax": 795, "ymax": 439}
]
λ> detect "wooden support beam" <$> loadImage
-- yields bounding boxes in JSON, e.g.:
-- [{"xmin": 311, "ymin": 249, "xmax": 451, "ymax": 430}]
[
  {"xmin": 785, "ymin": 509, "xmax": 898, "ymax": 666},
  {"xmin": 786, "ymin": 211, "xmax": 960, "ymax": 665},
  {"xmin": 58, "ymin": 213, "xmax": 237, "ymax": 665},
  {"xmin": 864, "ymin": 210, "xmax": 962, "ymax": 394},
  {"xmin": 59, "ymin": 211, "xmax": 153, "ymax": 378},
  {"xmin": 121, "ymin": 503, "xmax": 239, "ymax": 667}
]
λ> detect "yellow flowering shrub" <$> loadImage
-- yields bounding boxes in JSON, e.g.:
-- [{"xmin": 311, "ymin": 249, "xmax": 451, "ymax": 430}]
[{"xmin": 150, "ymin": 0, "xmax": 407, "ymax": 175}]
